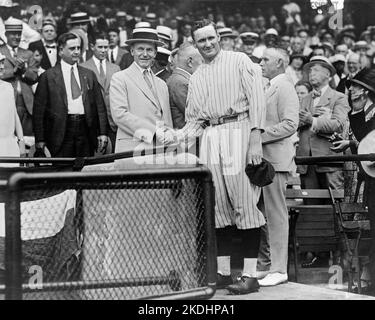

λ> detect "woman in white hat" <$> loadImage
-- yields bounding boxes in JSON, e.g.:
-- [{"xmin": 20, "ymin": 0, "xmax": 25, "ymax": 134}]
[{"xmin": 0, "ymin": 53, "xmax": 26, "ymax": 166}]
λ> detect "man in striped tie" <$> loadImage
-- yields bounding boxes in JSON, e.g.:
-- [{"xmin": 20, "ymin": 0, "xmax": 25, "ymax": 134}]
[{"xmin": 176, "ymin": 19, "xmax": 267, "ymax": 295}]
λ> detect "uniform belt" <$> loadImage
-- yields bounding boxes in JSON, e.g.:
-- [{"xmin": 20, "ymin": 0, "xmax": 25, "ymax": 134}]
[{"xmin": 203, "ymin": 111, "xmax": 249, "ymax": 127}]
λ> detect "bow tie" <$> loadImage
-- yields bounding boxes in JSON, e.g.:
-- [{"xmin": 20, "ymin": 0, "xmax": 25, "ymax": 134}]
[
  {"xmin": 45, "ymin": 44, "xmax": 56, "ymax": 49},
  {"xmin": 311, "ymin": 89, "xmax": 322, "ymax": 99}
]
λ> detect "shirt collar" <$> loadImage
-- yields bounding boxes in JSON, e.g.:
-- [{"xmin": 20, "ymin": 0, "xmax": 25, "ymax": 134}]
[
  {"xmin": 313, "ymin": 84, "xmax": 329, "ymax": 98},
  {"xmin": 7, "ymin": 44, "xmax": 17, "ymax": 53},
  {"xmin": 175, "ymin": 67, "xmax": 191, "ymax": 77},
  {"xmin": 92, "ymin": 55, "xmax": 104, "ymax": 67},
  {"xmin": 134, "ymin": 61, "xmax": 152, "ymax": 74},
  {"xmin": 61, "ymin": 59, "xmax": 77, "ymax": 71},
  {"xmin": 270, "ymin": 73, "xmax": 285, "ymax": 86}
]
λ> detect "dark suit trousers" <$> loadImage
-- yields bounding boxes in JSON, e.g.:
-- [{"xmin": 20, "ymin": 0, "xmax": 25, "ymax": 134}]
[
  {"xmin": 55, "ymin": 115, "xmax": 92, "ymax": 157},
  {"xmin": 16, "ymin": 93, "xmax": 33, "ymax": 136}
]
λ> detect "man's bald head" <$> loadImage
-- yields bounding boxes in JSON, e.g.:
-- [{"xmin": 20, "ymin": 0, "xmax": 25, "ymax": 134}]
[{"xmin": 176, "ymin": 42, "xmax": 203, "ymax": 74}]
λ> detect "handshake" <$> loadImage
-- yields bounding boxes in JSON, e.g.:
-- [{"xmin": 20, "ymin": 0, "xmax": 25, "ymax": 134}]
[{"xmin": 155, "ymin": 125, "xmax": 180, "ymax": 145}]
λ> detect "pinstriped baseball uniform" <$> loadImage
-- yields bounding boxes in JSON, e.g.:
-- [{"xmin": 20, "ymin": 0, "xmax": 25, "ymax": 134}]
[{"xmin": 182, "ymin": 50, "xmax": 266, "ymax": 229}]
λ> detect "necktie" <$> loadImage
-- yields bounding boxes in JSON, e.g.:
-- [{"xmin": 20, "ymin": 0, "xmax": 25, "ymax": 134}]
[
  {"xmin": 143, "ymin": 69, "xmax": 160, "ymax": 106},
  {"xmin": 45, "ymin": 44, "xmax": 56, "ymax": 49},
  {"xmin": 99, "ymin": 60, "xmax": 106, "ymax": 86},
  {"xmin": 71, "ymin": 66, "xmax": 81, "ymax": 100},
  {"xmin": 311, "ymin": 89, "xmax": 322, "ymax": 99},
  {"xmin": 110, "ymin": 50, "xmax": 115, "ymax": 63}
]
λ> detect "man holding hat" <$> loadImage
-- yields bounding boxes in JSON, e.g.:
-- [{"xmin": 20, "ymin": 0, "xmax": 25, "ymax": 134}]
[
  {"xmin": 109, "ymin": 27, "xmax": 174, "ymax": 153},
  {"xmin": 331, "ymin": 68, "xmax": 375, "ymax": 294},
  {"xmin": 28, "ymin": 18, "xmax": 59, "ymax": 70},
  {"xmin": 0, "ymin": 17, "xmax": 38, "ymax": 136},
  {"xmin": 217, "ymin": 27, "xmax": 237, "ymax": 52},
  {"xmin": 297, "ymin": 55, "xmax": 350, "ymax": 193}
]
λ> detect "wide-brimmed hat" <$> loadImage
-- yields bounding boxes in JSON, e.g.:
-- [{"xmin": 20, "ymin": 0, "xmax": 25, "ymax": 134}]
[
  {"xmin": 125, "ymin": 28, "xmax": 165, "ymax": 47},
  {"xmin": 358, "ymin": 130, "xmax": 375, "ymax": 178},
  {"xmin": 68, "ymin": 12, "xmax": 91, "ymax": 25},
  {"xmin": 304, "ymin": 55, "xmax": 336, "ymax": 76},
  {"xmin": 4, "ymin": 17, "xmax": 23, "ymax": 32},
  {"xmin": 218, "ymin": 27, "xmax": 237, "ymax": 39},
  {"xmin": 346, "ymin": 68, "xmax": 375, "ymax": 93}
]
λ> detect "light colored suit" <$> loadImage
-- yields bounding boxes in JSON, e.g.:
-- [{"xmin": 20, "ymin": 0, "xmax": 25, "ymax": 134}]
[
  {"xmin": 296, "ymin": 86, "xmax": 350, "ymax": 191},
  {"xmin": 259, "ymin": 73, "xmax": 299, "ymax": 274},
  {"xmin": 109, "ymin": 61, "xmax": 173, "ymax": 153}
]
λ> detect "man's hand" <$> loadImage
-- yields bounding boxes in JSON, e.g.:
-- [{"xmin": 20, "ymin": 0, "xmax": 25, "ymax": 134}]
[
  {"xmin": 247, "ymin": 129, "xmax": 263, "ymax": 166},
  {"xmin": 97, "ymin": 135, "xmax": 109, "ymax": 154},
  {"xmin": 18, "ymin": 140, "xmax": 26, "ymax": 157},
  {"xmin": 156, "ymin": 126, "xmax": 176, "ymax": 145},
  {"xmin": 34, "ymin": 142, "xmax": 47, "ymax": 158},
  {"xmin": 299, "ymin": 110, "xmax": 313, "ymax": 126},
  {"xmin": 14, "ymin": 58, "xmax": 26, "ymax": 74},
  {"xmin": 330, "ymin": 140, "xmax": 350, "ymax": 153}
]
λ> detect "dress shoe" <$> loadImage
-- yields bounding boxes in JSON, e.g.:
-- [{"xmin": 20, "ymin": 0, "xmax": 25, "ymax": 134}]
[
  {"xmin": 256, "ymin": 270, "xmax": 270, "ymax": 279},
  {"xmin": 258, "ymin": 272, "xmax": 288, "ymax": 286},
  {"xmin": 216, "ymin": 273, "xmax": 233, "ymax": 289},
  {"xmin": 226, "ymin": 276, "xmax": 260, "ymax": 295}
]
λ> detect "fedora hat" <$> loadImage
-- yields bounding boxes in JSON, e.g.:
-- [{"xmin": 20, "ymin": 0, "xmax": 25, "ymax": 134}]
[
  {"xmin": 218, "ymin": 27, "xmax": 237, "ymax": 39},
  {"xmin": 125, "ymin": 28, "xmax": 165, "ymax": 47},
  {"xmin": 304, "ymin": 55, "xmax": 336, "ymax": 76},
  {"xmin": 358, "ymin": 130, "xmax": 375, "ymax": 178},
  {"xmin": 346, "ymin": 68, "xmax": 375, "ymax": 93},
  {"xmin": 68, "ymin": 12, "xmax": 91, "ymax": 25}
]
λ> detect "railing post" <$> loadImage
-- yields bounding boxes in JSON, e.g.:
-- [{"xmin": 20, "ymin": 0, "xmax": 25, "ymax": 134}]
[
  {"xmin": 202, "ymin": 171, "xmax": 217, "ymax": 296},
  {"xmin": 5, "ymin": 175, "xmax": 23, "ymax": 300}
]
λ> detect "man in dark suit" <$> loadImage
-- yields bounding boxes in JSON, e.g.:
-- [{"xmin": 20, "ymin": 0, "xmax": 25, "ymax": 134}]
[
  {"xmin": 297, "ymin": 56, "xmax": 350, "ymax": 192},
  {"xmin": 28, "ymin": 18, "xmax": 59, "ymax": 70},
  {"xmin": 80, "ymin": 32, "xmax": 120, "ymax": 152},
  {"xmin": 166, "ymin": 42, "xmax": 202, "ymax": 129},
  {"xmin": 0, "ymin": 18, "xmax": 38, "ymax": 136},
  {"xmin": 108, "ymin": 28, "xmax": 128, "ymax": 66},
  {"xmin": 33, "ymin": 32, "xmax": 108, "ymax": 157}
]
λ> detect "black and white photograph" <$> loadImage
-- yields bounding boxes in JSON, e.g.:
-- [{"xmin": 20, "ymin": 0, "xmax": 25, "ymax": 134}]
[{"xmin": 1, "ymin": 0, "xmax": 375, "ymax": 305}]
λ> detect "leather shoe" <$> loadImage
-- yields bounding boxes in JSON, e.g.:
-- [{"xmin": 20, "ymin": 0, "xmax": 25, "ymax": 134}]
[
  {"xmin": 226, "ymin": 276, "xmax": 260, "ymax": 295},
  {"xmin": 258, "ymin": 272, "xmax": 288, "ymax": 286},
  {"xmin": 216, "ymin": 273, "xmax": 233, "ymax": 289}
]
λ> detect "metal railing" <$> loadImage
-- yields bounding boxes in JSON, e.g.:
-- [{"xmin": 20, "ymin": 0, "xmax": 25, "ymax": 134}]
[{"xmin": 0, "ymin": 155, "xmax": 216, "ymax": 300}]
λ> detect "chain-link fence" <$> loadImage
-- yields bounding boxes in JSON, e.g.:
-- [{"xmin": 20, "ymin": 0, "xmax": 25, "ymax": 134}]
[{"xmin": 0, "ymin": 164, "xmax": 216, "ymax": 300}]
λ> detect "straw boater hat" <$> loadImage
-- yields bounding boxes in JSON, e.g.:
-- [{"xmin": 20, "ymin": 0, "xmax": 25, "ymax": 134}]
[
  {"xmin": 68, "ymin": 12, "xmax": 91, "ymax": 25},
  {"xmin": 157, "ymin": 25, "xmax": 172, "ymax": 42},
  {"xmin": 303, "ymin": 55, "xmax": 336, "ymax": 76},
  {"xmin": 125, "ymin": 28, "xmax": 165, "ymax": 47},
  {"xmin": 4, "ymin": 17, "xmax": 23, "ymax": 32},
  {"xmin": 240, "ymin": 32, "xmax": 259, "ymax": 43},
  {"xmin": 218, "ymin": 27, "xmax": 237, "ymax": 39},
  {"xmin": 0, "ymin": 0, "xmax": 18, "ymax": 7},
  {"xmin": 358, "ymin": 130, "xmax": 375, "ymax": 178},
  {"xmin": 135, "ymin": 21, "xmax": 151, "ymax": 29}
]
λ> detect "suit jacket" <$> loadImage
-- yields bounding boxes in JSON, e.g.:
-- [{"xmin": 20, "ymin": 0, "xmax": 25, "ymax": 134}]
[
  {"xmin": 80, "ymin": 58, "xmax": 120, "ymax": 132},
  {"xmin": 118, "ymin": 51, "xmax": 133, "ymax": 70},
  {"xmin": 109, "ymin": 62, "xmax": 173, "ymax": 153},
  {"xmin": 33, "ymin": 62, "xmax": 108, "ymax": 156},
  {"xmin": 262, "ymin": 74, "xmax": 299, "ymax": 172},
  {"xmin": 0, "ymin": 45, "xmax": 38, "ymax": 115},
  {"xmin": 28, "ymin": 39, "xmax": 59, "ymax": 70},
  {"xmin": 110, "ymin": 46, "xmax": 127, "ymax": 66},
  {"xmin": 349, "ymin": 107, "xmax": 375, "ymax": 143},
  {"xmin": 166, "ymin": 68, "xmax": 190, "ymax": 129},
  {"xmin": 297, "ymin": 86, "xmax": 350, "ymax": 174}
]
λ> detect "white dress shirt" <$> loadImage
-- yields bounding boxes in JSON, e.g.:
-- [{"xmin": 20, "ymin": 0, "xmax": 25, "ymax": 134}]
[
  {"xmin": 60, "ymin": 60, "xmax": 85, "ymax": 114},
  {"xmin": 109, "ymin": 46, "xmax": 119, "ymax": 63},
  {"xmin": 42, "ymin": 39, "xmax": 57, "ymax": 67},
  {"xmin": 92, "ymin": 55, "xmax": 106, "ymax": 75},
  {"xmin": 311, "ymin": 84, "xmax": 329, "ymax": 131}
]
